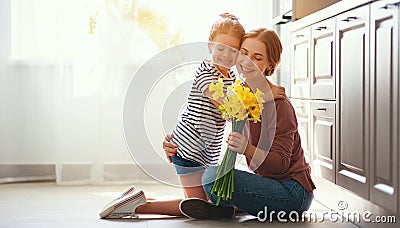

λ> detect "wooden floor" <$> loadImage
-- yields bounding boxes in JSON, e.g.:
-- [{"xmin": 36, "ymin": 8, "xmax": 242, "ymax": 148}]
[{"xmin": 0, "ymin": 182, "xmax": 372, "ymax": 227}]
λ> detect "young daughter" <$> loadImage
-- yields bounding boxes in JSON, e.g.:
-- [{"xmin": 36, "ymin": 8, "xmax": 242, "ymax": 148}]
[{"xmin": 168, "ymin": 13, "xmax": 245, "ymax": 200}]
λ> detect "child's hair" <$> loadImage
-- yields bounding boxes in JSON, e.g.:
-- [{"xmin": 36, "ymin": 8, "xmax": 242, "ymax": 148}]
[
  {"xmin": 243, "ymin": 28, "xmax": 282, "ymax": 76},
  {"xmin": 208, "ymin": 13, "xmax": 245, "ymax": 42}
]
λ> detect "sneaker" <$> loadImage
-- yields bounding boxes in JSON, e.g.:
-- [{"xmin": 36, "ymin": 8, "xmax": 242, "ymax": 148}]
[
  {"xmin": 101, "ymin": 186, "xmax": 136, "ymax": 213},
  {"xmin": 99, "ymin": 189, "xmax": 146, "ymax": 219},
  {"xmin": 179, "ymin": 198, "xmax": 235, "ymax": 220},
  {"xmin": 116, "ymin": 186, "xmax": 136, "ymax": 200}
]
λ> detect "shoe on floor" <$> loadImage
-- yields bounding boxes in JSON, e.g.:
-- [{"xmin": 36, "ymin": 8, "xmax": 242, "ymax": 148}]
[
  {"xmin": 116, "ymin": 185, "xmax": 136, "ymax": 200},
  {"xmin": 179, "ymin": 198, "xmax": 234, "ymax": 220},
  {"xmin": 101, "ymin": 186, "xmax": 136, "ymax": 213},
  {"xmin": 99, "ymin": 189, "xmax": 146, "ymax": 219}
]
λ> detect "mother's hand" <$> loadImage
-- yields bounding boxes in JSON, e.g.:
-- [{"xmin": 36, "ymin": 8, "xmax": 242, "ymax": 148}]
[
  {"xmin": 163, "ymin": 133, "xmax": 178, "ymax": 163},
  {"xmin": 227, "ymin": 132, "xmax": 248, "ymax": 155}
]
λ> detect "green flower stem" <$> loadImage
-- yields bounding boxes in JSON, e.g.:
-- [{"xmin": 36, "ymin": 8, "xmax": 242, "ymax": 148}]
[{"xmin": 212, "ymin": 118, "xmax": 246, "ymax": 206}]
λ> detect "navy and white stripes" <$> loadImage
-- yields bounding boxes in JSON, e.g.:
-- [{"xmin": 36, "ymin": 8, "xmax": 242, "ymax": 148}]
[{"xmin": 171, "ymin": 61, "xmax": 235, "ymax": 166}]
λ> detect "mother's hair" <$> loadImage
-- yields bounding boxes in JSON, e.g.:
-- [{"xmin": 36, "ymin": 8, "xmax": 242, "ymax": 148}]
[{"xmin": 242, "ymin": 28, "xmax": 282, "ymax": 76}]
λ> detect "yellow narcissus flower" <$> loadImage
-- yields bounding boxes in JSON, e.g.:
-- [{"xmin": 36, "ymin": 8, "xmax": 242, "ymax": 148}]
[
  {"xmin": 218, "ymin": 104, "xmax": 227, "ymax": 118},
  {"xmin": 235, "ymin": 86, "xmax": 255, "ymax": 107},
  {"xmin": 209, "ymin": 78, "xmax": 225, "ymax": 100},
  {"xmin": 233, "ymin": 79, "xmax": 242, "ymax": 88},
  {"xmin": 208, "ymin": 76, "xmax": 264, "ymax": 123},
  {"xmin": 255, "ymin": 88, "xmax": 265, "ymax": 103},
  {"xmin": 226, "ymin": 95, "xmax": 247, "ymax": 121},
  {"xmin": 227, "ymin": 79, "xmax": 243, "ymax": 91},
  {"xmin": 248, "ymin": 104, "xmax": 262, "ymax": 122}
]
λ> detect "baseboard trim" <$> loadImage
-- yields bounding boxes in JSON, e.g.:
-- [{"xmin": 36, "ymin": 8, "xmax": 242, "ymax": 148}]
[
  {"xmin": 0, "ymin": 164, "xmax": 56, "ymax": 184},
  {"xmin": 0, "ymin": 163, "xmax": 179, "ymax": 185}
]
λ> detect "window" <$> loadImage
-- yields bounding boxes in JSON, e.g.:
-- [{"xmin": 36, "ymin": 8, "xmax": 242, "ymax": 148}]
[{"xmin": 11, "ymin": 0, "xmax": 271, "ymax": 62}]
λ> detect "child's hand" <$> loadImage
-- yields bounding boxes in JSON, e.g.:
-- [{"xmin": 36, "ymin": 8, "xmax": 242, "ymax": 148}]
[
  {"xmin": 163, "ymin": 134, "xmax": 178, "ymax": 163},
  {"xmin": 271, "ymin": 86, "xmax": 286, "ymax": 100}
]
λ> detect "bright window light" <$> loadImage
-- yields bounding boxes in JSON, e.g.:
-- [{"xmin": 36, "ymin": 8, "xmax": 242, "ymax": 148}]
[{"xmin": 11, "ymin": 0, "xmax": 271, "ymax": 62}]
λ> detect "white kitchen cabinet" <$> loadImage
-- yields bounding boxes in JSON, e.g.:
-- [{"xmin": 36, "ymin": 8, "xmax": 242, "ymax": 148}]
[
  {"xmin": 311, "ymin": 18, "xmax": 336, "ymax": 100},
  {"xmin": 311, "ymin": 101, "xmax": 336, "ymax": 183},
  {"xmin": 336, "ymin": 5, "xmax": 370, "ymax": 199},
  {"xmin": 292, "ymin": 99, "xmax": 312, "ymax": 164},
  {"xmin": 369, "ymin": 0, "xmax": 399, "ymax": 214},
  {"xmin": 291, "ymin": 27, "xmax": 311, "ymax": 99},
  {"xmin": 290, "ymin": 0, "xmax": 400, "ymax": 214}
]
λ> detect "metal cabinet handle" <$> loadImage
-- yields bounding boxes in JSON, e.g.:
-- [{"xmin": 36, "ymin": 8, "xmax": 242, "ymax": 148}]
[
  {"xmin": 296, "ymin": 34, "xmax": 304, "ymax": 38},
  {"xmin": 314, "ymin": 26, "xmax": 327, "ymax": 31},
  {"xmin": 379, "ymin": 4, "xmax": 395, "ymax": 10},
  {"xmin": 342, "ymin": 16, "xmax": 357, "ymax": 22},
  {"xmin": 313, "ymin": 107, "xmax": 327, "ymax": 111}
]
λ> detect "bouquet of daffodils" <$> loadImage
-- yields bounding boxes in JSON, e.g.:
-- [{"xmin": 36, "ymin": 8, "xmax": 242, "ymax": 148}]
[{"xmin": 208, "ymin": 77, "xmax": 264, "ymax": 205}]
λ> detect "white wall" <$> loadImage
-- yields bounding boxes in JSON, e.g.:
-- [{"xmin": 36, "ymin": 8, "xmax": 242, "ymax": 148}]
[{"xmin": 0, "ymin": 0, "xmax": 273, "ymax": 184}]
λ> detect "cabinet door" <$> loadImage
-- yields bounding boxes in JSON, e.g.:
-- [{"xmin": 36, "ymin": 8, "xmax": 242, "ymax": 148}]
[
  {"xmin": 292, "ymin": 99, "xmax": 311, "ymax": 164},
  {"xmin": 370, "ymin": 1, "xmax": 399, "ymax": 213},
  {"xmin": 336, "ymin": 5, "xmax": 370, "ymax": 199},
  {"xmin": 397, "ymin": 1, "xmax": 400, "ymax": 217},
  {"xmin": 311, "ymin": 18, "xmax": 336, "ymax": 100},
  {"xmin": 291, "ymin": 28, "xmax": 310, "ymax": 99},
  {"xmin": 311, "ymin": 102, "xmax": 336, "ymax": 183}
]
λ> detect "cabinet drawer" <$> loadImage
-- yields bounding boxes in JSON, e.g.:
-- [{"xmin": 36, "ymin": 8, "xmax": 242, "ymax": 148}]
[
  {"xmin": 311, "ymin": 102, "xmax": 335, "ymax": 118},
  {"xmin": 311, "ymin": 102, "xmax": 335, "ymax": 183},
  {"xmin": 311, "ymin": 18, "xmax": 336, "ymax": 100},
  {"xmin": 291, "ymin": 27, "xmax": 311, "ymax": 99},
  {"xmin": 337, "ymin": 5, "xmax": 369, "ymax": 31}
]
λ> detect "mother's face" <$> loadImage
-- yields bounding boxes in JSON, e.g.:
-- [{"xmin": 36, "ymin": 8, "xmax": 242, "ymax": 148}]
[{"xmin": 236, "ymin": 37, "xmax": 270, "ymax": 77}]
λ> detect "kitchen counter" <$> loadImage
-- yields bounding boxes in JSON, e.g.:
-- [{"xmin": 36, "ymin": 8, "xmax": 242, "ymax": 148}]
[{"xmin": 290, "ymin": 0, "xmax": 375, "ymax": 31}]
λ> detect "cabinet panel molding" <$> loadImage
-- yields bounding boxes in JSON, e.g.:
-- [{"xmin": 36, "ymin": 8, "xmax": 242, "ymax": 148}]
[
  {"xmin": 311, "ymin": 101, "xmax": 335, "ymax": 183},
  {"xmin": 369, "ymin": 1, "xmax": 399, "ymax": 213},
  {"xmin": 311, "ymin": 18, "xmax": 336, "ymax": 99},
  {"xmin": 292, "ymin": 99, "xmax": 312, "ymax": 164},
  {"xmin": 291, "ymin": 28, "xmax": 311, "ymax": 99},
  {"xmin": 336, "ymin": 5, "xmax": 370, "ymax": 199}
]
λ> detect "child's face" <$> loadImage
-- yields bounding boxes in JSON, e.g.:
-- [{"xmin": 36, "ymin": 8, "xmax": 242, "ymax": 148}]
[{"xmin": 209, "ymin": 34, "xmax": 241, "ymax": 70}]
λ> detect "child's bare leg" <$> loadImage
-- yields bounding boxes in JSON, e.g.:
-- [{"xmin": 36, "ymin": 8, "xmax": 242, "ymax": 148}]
[
  {"xmin": 135, "ymin": 172, "xmax": 207, "ymax": 216},
  {"xmin": 179, "ymin": 171, "xmax": 208, "ymax": 200},
  {"xmin": 135, "ymin": 199, "xmax": 183, "ymax": 216}
]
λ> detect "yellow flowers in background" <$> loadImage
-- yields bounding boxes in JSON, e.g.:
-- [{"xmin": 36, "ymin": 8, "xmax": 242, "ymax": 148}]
[
  {"xmin": 208, "ymin": 77, "xmax": 264, "ymax": 205},
  {"xmin": 136, "ymin": 5, "xmax": 183, "ymax": 50},
  {"xmin": 88, "ymin": 0, "xmax": 182, "ymax": 50},
  {"xmin": 88, "ymin": 12, "xmax": 98, "ymax": 35}
]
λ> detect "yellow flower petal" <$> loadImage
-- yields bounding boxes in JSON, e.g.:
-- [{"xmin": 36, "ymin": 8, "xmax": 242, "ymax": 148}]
[{"xmin": 209, "ymin": 78, "xmax": 225, "ymax": 100}]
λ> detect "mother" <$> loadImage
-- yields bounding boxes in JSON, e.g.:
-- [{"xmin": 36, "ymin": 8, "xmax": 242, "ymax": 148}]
[{"xmin": 164, "ymin": 28, "xmax": 315, "ymax": 220}]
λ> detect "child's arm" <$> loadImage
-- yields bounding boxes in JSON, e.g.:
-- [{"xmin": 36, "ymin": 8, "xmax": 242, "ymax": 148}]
[
  {"xmin": 271, "ymin": 85, "xmax": 286, "ymax": 100},
  {"xmin": 204, "ymin": 89, "xmax": 223, "ymax": 108},
  {"xmin": 260, "ymin": 85, "xmax": 286, "ymax": 103}
]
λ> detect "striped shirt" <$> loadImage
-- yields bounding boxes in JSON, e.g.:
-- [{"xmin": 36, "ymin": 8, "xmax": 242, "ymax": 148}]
[{"xmin": 171, "ymin": 60, "xmax": 235, "ymax": 166}]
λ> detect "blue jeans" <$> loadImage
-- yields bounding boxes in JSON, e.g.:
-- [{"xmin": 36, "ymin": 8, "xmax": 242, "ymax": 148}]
[
  {"xmin": 170, "ymin": 155, "xmax": 206, "ymax": 175},
  {"xmin": 202, "ymin": 166, "xmax": 314, "ymax": 218}
]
